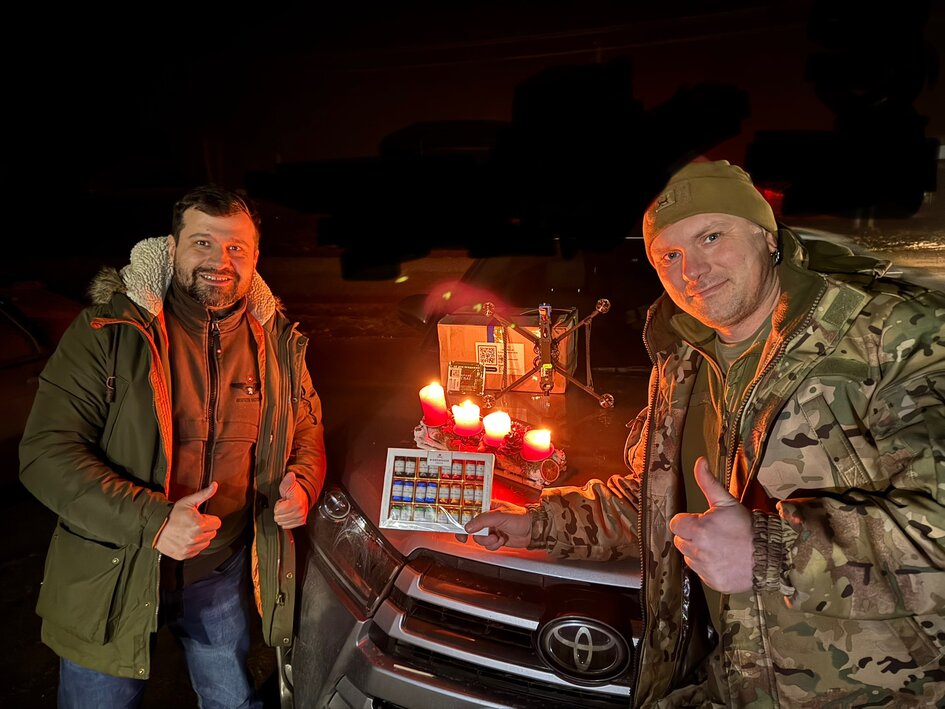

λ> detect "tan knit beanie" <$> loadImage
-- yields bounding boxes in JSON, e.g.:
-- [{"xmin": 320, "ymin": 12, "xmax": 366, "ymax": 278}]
[{"xmin": 642, "ymin": 160, "xmax": 777, "ymax": 251}]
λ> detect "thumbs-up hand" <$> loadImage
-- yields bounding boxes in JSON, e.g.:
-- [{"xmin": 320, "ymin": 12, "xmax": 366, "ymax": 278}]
[
  {"xmin": 274, "ymin": 471, "xmax": 309, "ymax": 530},
  {"xmin": 668, "ymin": 457, "xmax": 753, "ymax": 593},
  {"xmin": 156, "ymin": 482, "xmax": 222, "ymax": 560}
]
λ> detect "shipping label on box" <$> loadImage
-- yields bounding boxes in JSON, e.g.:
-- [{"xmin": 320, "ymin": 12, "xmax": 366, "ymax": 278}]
[
  {"xmin": 378, "ymin": 448, "xmax": 494, "ymax": 535},
  {"xmin": 438, "ymin": 307, "xmax": 578, "ymax": 394}
]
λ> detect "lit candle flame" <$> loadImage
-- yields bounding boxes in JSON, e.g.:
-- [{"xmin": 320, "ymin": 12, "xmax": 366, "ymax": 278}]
[
  {"xmin": 418, "ymin": 382, "xmax": 448, "ymax": 427},
  {"xmin": 481, "ymin": 411, "xmax": 511, "ymax": 447},
  {"xmin": 451, "ymin": 399, "xmax": 483, "ymax": 437},
  {"xmin": 521, "ymin": 428, "xmax": 553, "ymax": 461}
]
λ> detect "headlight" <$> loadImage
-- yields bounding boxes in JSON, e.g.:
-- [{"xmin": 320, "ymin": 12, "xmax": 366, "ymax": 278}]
[{"xmin": 311, "ymin": 486, "xmax": 404, "ymax": 617}]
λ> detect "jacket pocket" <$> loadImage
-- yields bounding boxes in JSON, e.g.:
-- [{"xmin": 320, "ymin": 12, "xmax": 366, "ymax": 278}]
[
  {"xmin": 99, "ymin": 374, "xmax": 128, "ymax": 453},
  {"xmin": 623, "ymin": 407, "xmax": 648, "ymax": 469},
  {"xmin": 887, "ymin": 613, "xmax": 945, "ymax": 668},
  {"xmin": 36, "ymin": 523, "xmax": 126, "ymax": 645},
  {"xmin": 796, "ymin": 389, "xmax": 880, "ymax": 491}
]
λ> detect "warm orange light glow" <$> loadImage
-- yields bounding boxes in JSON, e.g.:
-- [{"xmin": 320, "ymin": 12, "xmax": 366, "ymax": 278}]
[
  {"xmin": 451, "ymin": 400, "xmax": 482, "ymax": 437},
  {"xmin": 418, "ymin": 382, "xmax": 448, "ymax": 427},
  {"xmin": 521, "ymin": 428, "xmax": 553, "ymax": 461},
  {"xmin": 481, "ymin": 411, "xmax": 511, "ymax": 447}
]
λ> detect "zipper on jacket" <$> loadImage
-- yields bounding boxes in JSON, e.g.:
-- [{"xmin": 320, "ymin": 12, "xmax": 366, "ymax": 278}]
[
  {"xmin": 723, "ymin": 282, "xmax": 825, "ymax": 492},
  {"xmin": 633, "ymin": 303, "xmax": 657, "ymax": 704},
  {"xmin": 714, "ymin": 291, "xmax": 823, "ymax": 709},
  {"xmin": 200, "ymin": 320, "xmax": 222, "ymax": 510},
  {"xmin": 275, "ymin": 331, "xmax": 291, "ymax": 580},
  {"xmin": 631, "ymin": 365, "xmax": 659, "ymax": 705}
]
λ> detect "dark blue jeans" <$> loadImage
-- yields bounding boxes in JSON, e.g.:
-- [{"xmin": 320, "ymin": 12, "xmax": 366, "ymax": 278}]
[{"xmin": 58, "ymin": 546, "xmax": 263, "ymax": 709}]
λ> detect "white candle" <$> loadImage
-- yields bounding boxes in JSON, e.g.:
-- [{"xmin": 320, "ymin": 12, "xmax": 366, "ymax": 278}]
[
  {"xmin": 521, "ymin": 428, "xmax": 553, "ymax": 461},
  {"xmin": 451, "ymin": 400, "xmax": 482, "ymax": 437},
  {"xmin": 481, "ymin": 411, "xmax": 511, "ymax": 447},
  {"xmin": 418, "ymin": 382, "xmax": 448, "ymax": 427}
]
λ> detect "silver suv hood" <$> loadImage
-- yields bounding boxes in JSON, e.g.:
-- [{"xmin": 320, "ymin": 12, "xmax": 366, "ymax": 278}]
[{"xmin": 336, "ymin": 365, "xmax": 648, "ymax": 589}]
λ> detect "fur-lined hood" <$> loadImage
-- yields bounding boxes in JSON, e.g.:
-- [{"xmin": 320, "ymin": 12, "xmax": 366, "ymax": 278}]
[{"xmin": 87, "ymin": 235, "xmax": 281, "ymax": 324}]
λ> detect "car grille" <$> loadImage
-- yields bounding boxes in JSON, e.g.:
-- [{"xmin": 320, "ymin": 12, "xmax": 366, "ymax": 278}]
[{"xmin": 370, "ymin": 549, "xmax": 639, "ymax": 708}]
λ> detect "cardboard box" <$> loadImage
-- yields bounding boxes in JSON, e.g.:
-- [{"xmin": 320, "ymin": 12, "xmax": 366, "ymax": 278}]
[{"xmin": 437, "ymin": 307, "xmax": 578, "ymax": 394}]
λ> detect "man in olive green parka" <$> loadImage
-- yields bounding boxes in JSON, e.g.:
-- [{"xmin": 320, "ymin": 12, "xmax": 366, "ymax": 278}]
[{"xmin": 20, "ymin": 186, "xmax": 326, "ymax": 707}]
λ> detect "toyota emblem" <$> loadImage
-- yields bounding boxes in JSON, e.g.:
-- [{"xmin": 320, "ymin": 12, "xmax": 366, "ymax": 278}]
[{"xmin": 536, "ymin": 616, "xmax": 631, "ymax": 685}]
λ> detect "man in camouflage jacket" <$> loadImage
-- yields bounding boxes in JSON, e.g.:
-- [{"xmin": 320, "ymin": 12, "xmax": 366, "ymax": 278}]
[{"xmin": 465, "ymin": 160, "xmax": 945, "ymax": 706}]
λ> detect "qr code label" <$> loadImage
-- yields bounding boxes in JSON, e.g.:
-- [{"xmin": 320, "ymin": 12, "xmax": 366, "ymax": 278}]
[{"xmin": 476, "ymin": 343, "xmax": 500, "ymax": 372}]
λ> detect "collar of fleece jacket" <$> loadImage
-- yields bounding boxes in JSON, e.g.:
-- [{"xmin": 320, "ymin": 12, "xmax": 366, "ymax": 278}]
[{"xmin": 88, "ymin": 235, "xmax": 281, "ymax": 324}]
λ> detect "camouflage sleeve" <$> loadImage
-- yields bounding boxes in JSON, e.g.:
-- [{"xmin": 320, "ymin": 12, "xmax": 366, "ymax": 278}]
[
  {"xmin": 527, "ymin": 476, "xmax": 641, "ymax": 561},
  {"xmin": 526, "ymin": 407, "xmax": 647, "ymax": 561},
  {"xmin": 778, "ymin": 291, "xmax": 945, "ymax": 617}
]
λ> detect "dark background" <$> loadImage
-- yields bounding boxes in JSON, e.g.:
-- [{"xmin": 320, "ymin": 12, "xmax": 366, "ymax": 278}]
[{"xmin": 3, "ymin": 1, "xmax": 943, "ymax": 279}]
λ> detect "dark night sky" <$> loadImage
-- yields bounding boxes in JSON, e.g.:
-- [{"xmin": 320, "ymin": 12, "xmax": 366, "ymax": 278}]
[{"xmin": 3, "ymin": 1, "xmax": 943, "ymax": 265}]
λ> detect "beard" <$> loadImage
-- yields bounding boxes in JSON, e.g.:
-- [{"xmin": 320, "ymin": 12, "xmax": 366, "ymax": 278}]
[{"xmin": 175, "ymin": 265, "xmax": 248, "ymax": 309}]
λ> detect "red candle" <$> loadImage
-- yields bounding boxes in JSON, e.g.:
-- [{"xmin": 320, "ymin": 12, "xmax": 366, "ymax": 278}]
[
  {"xmin": 481, "ymin": 411, "xmax": 511, "ymax": 447},
  {"xmin": 521, "ymin": 428, "xmax": 553, "ymax": 461},
  {"xmin": 451, "ymin": 400, "xmax": 483, "ymax": 437},
  {"xmin": 418, "ymin": 383, "xmax": 448, "ymax": 427}
]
